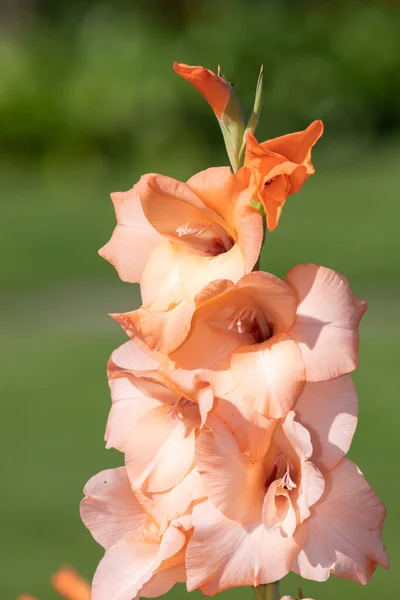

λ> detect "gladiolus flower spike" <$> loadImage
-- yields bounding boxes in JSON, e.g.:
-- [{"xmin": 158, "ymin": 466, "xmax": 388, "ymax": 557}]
[{"xmin": 80, "ymin": 60, "xmax": 388, "ymax": 600}]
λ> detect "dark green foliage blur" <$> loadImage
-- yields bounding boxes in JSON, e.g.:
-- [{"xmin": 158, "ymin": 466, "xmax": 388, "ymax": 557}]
[
  {"xmin": 0, "ymin": 1, "xmax": 399, "ymax": 600},
  {"xmin": 1, "ymin": 0, "xmax": 400, "ymax": 168}
]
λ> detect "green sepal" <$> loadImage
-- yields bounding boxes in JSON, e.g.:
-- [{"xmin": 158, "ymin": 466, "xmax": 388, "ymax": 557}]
[
  {"xmin": 238, "ymin": 65, "xmax": 264, "ymax": 167},
  {"xmin": 250, "ymin": 197, "xmax": 266, "ymax": 218}
]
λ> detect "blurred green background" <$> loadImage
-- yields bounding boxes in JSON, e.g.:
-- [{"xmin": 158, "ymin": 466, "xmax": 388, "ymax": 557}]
[{"xmin": 1, "ymin": 0, "xmax": 399, "ymax": 598}]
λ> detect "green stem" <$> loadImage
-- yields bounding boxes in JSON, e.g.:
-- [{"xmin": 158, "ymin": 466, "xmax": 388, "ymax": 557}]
[{"xmin": 252, "ymin": 582, "xmax": 280, "ymax": 600}]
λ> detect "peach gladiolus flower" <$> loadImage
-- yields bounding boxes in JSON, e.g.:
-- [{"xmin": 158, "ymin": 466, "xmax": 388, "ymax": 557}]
[
  {"xmin": 122, "ymin": 264, "xmax": 366, "ymax": 418},
  {"xmin": 174, "ymin": 63, "xmax": 232, "ymax": 120},
  {"xmin": 100, "ymin": 167, "xmax": 262, "ymax": 309},
  {"xmin": 106, "ymin": 339, "xmax": 213, "ymax": 501},
  {"xmin": 108, "ymin": 336, "xmax": 275, "ymax": 470},
  {"xmin": 81, "ymin": 467, "xmax": 203, "ymax": 600},
  {"xmin": 186, "ymin": 377, "xmax": 388, "ymax": 593},
  {"xmin": 244, "ymin": 121, "xmax": 323, "ymax": 231},
  {"xmin": 18, "ymin": 567, "xmax": 91, "ymax": 600}
]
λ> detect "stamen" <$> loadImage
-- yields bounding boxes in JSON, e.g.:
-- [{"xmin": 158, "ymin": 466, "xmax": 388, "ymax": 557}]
[
  {"xmin": 166, "ymin": 396, "xmax": 196, "ymax": 419},
  {"xmin": 176, "ymin": 223, "xmax": 211, "ymax": 237},
  {"xmin": 228, "ymin": 308, "xmax": 271, "ymax": 343},
  {"xmin": 274, "ymin": 453, "xmax": 296, "ymax": 491},
  {"xmin": 175, "ymin": 222, "xmax": 234, "ymax": 256}
]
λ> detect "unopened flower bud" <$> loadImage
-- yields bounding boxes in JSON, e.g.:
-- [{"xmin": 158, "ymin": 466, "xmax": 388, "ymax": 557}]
[{"xmin": 174, "ymin": 62, "xmax": 245, "ymax": 171}]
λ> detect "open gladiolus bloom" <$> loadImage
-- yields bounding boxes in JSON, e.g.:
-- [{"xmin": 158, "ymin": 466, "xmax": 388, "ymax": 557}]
[{"xmin": 80, "ymin": 61, "xmax": 388, "ymax": 600}]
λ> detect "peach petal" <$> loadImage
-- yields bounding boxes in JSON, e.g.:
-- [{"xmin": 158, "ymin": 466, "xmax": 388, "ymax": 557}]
[
  {"xmin": 296, "ymin": 460, "xmax": 325, "ymax": 523},
  {"xmin": 187, "ymin": 166, "xmax": 263, "ymax": 274},
  {"xmin": 140, "ymin": 241, "xmax": 189, "ymax": 311},
  {"xmin": 140, "ymin": 173, "xmax": 230, "ymax": 241},
  {"xmin": 213, "ymin": 393, "xmax": 276, "ymax": 462},
  {"xmin": 135, "ymin": 300, "xmax": 195, "ymax": 354},
  {"xmin": 140, "ymin": 565, "xmax": 186, "ymax": 597},
  {"xmin": 125, "ymin": 405, "xmax": 198, "ymax": 493},
  {"xmin": 197, "ymin": 384, "xmax": 215, "ymax": 428},
  {"xmin": 92, "ymin": 517, "xmax": 188, "ymax": 600},
  {"xmin": 244, "ymin": 122, "xmax": 323, "ymax": 231},
  {"xmin": 80, "ymin": 468, "xmax": 145, "ymax": 550},
  {"xmin": 139, "ymin": 468, "xmax": 205, "ymax": 533},
  {"xmin": 186, "ymin": 501, "xmax": 306, "ymax": 593},
  {"xmin": 237, "ymin": 272, "xmax": 297, "ymax": 332},
  {"xmin": 261, "ymin": 120, "xmax": 324, "ymax": 167},
  {"xmin": 231, "ymin": 333, "xmax": 305, "ymax": 418},
  {"xmin": 262, "ymin": 480, "xmax": 297, "ymax": 537},
  {"xmin": 286, "ymin": 264, "xmax": 367, "ymax": 381},
  {"xmin": 295, "ymin": 376, "xmax": 358, "ymax": 472},
  {"xmin": 196, "ymin": 417, "xmax": 265, "ymax": 523},
  {"xmin": 99, "ymin": 188, "xmax": 162, "ymax": 283},
  {"xmin": 178, "ymin": 242, "xmax": 248, "ymax": 302},
  {"xmin": 195, "ymin": 272, "xmax": 297, "ymax": 335},
  {"xmin": 109, "ymin": 339, "xmax": 161, "ymax": 372},
  {"xmin": 169, "ymin": 319, "xmax": 239, "ymax": 392},
  {"xmin": 280, "ymin": 413, "xmax": 325, "ymax": 522},
  {"xmin": 105, "ymin": 377, "xmax": 160, "ymax": 452},
  {"xmin": 292, "ymin": 459, "xmax": 389, "ymax": 584},
  {"xmin": 230, "ymin": 181, "xmax": 264, "ymax": 272},
  {"xmin": 186, "ymin": 167, "xmax": 250, "ymax": 223},
  {"xmin": 282, "ymin": 411, "xmax": 313, "ymax": 460}
]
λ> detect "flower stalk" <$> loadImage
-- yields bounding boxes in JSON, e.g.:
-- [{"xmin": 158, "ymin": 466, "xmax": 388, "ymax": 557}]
[{"xmin": 253, "ymin": 582, "xmax": 280, "ymax": 600}]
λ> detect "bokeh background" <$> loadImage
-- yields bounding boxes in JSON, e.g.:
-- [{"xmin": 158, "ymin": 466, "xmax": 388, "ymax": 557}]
[{"xmin": 1, "ymin": 0, "xmax": 399, "ymax": 598}]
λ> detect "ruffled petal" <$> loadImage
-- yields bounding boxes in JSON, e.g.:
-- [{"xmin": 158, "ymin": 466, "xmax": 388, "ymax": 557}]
[
  {"xmin": 186, "ymin": 166, "xmax": 250, "ymax": 223},
  {"xmin": 92, "ymin": 517, "xmax": 188, "ymax": 600},
  {"xmin": 196, "ymin": 417, "xmax": 265, "ymax": 523},
  {"xmin": 109, "ymin": 339, "xmax": 161, "ymax": 372},
  {"xmin": 133, "ymin": 300, "xmax": 195, "ymax": 354},
  {"xmin": 105, "ymin": 377, "xmax": 161, "ymax": 452},
  {"xmin": 295, "ymin": 376, "xmax": 358, "ymax": 472},
  {"xmin": 286, "ymin": 264, "xmax": 367, "ymax": 381},
  {"xmin": 140, "ymin": 565, "xmax": 186, "ymax": 597},
  {"xmin": 292, "ymin": 459, "xmax": 389, "ymax": 584},
  {"xmin": 125, "ymin": 404, "xmax": 199, "ymax": 493},
  {"xmin": 178, "ymin": 242, "xmax": 248, "ymax": 302},
  {"xmin": 140, "ymin": 241, "xmax": 189, "ymax": 310},
  {"xmin": 139, "ymin": 468, "xmax": 205, "ymax": 533},
  {"xmin": 80, "ymin": 468, "xmax": 145, "ymax": 550},
  {"xmin": 213, "ymin": 393, "xmax": 276, "ymax": 462},
  {"xmin": 237, "ymin": 272, "xmax": 297, "ymax": 333},
  {"xmin": 99, "ymin": 187, "xmax": 162, "ymax": 283},
  {"xmin": 186, "ymin": 501, "xmax": 305, "ymax": 593},
  {"xmin": 261, "ymin": 120, "xmax": 324, "ymax": 167},
  {"xmin": 139, "ymin": 173, "xmax": 230, "ymax": 240},
  {"xmin": 231, "ymin": 333, "xmax": 305, "ymax": 418},
  {"xmin": 169, "ymin": 319, "xmax": 240, "ymax": 398}
]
